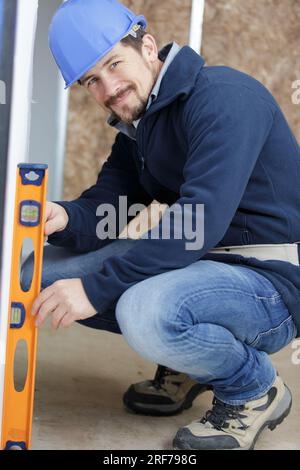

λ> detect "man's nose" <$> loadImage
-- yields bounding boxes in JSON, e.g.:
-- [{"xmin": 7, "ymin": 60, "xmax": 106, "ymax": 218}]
[{"xmin": 102, "ymin": 77, "xmax": 120, "ymax": 102}]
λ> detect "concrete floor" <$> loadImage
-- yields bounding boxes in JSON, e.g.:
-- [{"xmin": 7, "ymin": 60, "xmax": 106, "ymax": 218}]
[{"xmin": 18, "ymin": 322, "xmax": 300, "ymax": 450}]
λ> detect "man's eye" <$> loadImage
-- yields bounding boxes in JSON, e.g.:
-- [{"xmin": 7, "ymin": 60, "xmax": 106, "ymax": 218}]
[
  {"xmin": 110, "ymin": 61, "xmax": 120, "ymax": 70},
  {"xmin": 87, "ymin": 77, "xmax": 98, "ymax": 87}
]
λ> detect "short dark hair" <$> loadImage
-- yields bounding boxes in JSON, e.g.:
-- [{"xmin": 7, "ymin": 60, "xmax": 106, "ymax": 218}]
[
  {"xmin": 78, "ymin": 26, "xmax": 146, "ymax": 86},
  {"xmin": 120, "ymin": 25, "xmax": 146, "ymax": 53}
]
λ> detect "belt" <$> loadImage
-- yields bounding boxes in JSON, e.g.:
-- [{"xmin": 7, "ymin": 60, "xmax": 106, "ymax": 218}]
[{"xmin": 209, "ymin": 243, "xmax": 300, "ymax": 266}]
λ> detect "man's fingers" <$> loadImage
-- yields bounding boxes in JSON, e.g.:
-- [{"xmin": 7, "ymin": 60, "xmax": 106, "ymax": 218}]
[
  {"xmin": 44, "ymin": 219, "xmax": 58, "ymax": 237},
  {"xmin": 32, "ymin": 285, "xmax": 56, "ymax": 316},
  {"xmin": 31, "ymin": 278, "xmax": 96, "ymax": 331},
  {"xmin": 34, "ymin": 293, "xmax": 58, "ymax": 327},
  {"xmin": 51, "ymin": 307, "xmax": 68, "ymax": 330},
  {"xmin": 44, "ymin": 202, "xmax": 68, "ymax": 236},
  {"xmin": 59, "ymin": 313, "xmax": 75, "ymax": 329}
]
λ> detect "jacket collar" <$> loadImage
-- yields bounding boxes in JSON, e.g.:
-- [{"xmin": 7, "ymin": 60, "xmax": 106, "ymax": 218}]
[{"xmin": 145, "ymin": 46, "xmax": 205, "ymax": 115}]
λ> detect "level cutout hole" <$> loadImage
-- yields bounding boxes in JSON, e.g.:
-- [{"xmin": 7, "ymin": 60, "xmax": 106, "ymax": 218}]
[
  {"xmin": 19, "ymin": 237, "xmax": 35, "ymax": 292},
  {"xmin": 13, "ymin": 340, "xmax": 28, "ymax": 392}
]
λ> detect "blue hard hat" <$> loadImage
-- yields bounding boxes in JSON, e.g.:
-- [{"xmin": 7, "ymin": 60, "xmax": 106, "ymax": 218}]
[{"xmin": 49, "ymin": 0, "xmax": 147, "ymax": 88}]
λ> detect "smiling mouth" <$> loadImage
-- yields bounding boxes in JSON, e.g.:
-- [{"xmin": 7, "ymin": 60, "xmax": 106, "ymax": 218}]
[{"xmin": 112, "ymin": 89, "xmax": 133, "ymax": 106}]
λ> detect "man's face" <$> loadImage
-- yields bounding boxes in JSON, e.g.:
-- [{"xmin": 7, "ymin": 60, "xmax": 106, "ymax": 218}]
[{"xmin": 80, "ymin": 35, "xmax": 160, "ymax": 124}]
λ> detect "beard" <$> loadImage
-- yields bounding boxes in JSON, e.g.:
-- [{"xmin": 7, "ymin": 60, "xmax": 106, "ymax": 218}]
[
  {"xmin": 114, "ymin": 100, "xmax": 148, "ymax": 124},
  {"xmin": 106, "ymin": 84, "xmax": 148, "ymax": 124}
]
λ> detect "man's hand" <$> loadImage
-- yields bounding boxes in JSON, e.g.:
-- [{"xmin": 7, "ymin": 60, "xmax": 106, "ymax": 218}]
[
  {"xmin": 44, "ymin": 201, "xmax": 69, "ymax": 242},
  {"xmin": 32, "ymin": 279, "xmax": 97, "ymax": 329}
]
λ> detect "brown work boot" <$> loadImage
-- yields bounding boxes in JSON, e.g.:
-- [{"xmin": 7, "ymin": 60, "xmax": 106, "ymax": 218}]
[{"xmin": 123, "ymin": 365, "xmax": 211, "ymax": 416}]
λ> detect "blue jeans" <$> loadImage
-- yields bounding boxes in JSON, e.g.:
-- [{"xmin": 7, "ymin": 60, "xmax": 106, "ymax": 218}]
[{"xmin": 22, "ymin": 239, "xmax": 297, "ymax": 405}]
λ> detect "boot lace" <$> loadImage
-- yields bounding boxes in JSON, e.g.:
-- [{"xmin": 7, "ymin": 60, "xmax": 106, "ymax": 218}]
[
  {"xmin": 201, "ymin": 397, "xmax": 248, "ymax": 431},
  {"xmin": 152, "ymin": 365, "xmax": 179, "ymax": 391}
]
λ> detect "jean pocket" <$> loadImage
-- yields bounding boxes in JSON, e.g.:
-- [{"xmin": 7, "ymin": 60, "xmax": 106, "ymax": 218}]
[{"xmin": 249, "ymin": 315, "xmax": 297, "ymax": 354}]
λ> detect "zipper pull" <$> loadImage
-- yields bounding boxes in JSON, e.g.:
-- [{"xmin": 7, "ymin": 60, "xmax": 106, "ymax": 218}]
[{"xmin": 138, "ymin": 151, "xmax": 145, "ymax": 170}]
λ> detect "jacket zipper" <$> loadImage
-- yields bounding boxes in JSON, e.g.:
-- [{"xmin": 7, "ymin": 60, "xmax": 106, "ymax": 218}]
[
  {"xmin": 136, "ymin": 121, "xmax": 145, "ymax": 171},
  {"xmin": 139, "ymin": 153, "xmax": 145, "ymax": 170}
]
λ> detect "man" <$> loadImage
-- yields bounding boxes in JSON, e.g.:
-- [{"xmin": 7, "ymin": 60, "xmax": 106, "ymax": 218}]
[{"xmin": 22, "ymin": 0, "xmax": 300, "ymax": 450}]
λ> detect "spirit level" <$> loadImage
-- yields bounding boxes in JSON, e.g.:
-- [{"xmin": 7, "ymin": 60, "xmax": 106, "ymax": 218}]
[{"xmin": 1, "ymin": 163, "xmax": 48, "ymax": 450}]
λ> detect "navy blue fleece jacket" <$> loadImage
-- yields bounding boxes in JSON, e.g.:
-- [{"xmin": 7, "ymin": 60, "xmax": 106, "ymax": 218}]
[{"xmin": 49, "ymin": 46, "xmax": 300, "ymax": 334}]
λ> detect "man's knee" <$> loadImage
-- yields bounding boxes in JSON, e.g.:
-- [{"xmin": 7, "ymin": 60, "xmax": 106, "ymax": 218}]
[
  {"xmin": 115, "ymin": 279, "xmax": 181, "ymax": 362},
  {"xmin": 115, "ymin": 284, "xmax": 146, "ymax": 339}
]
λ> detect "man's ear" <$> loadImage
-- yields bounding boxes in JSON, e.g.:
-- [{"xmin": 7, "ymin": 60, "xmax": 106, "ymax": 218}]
[{"xmin": 141, "ymin": 34, "xmax": 159, "ymax": 63}]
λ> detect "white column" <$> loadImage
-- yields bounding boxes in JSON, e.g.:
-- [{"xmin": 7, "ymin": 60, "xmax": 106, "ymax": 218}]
[
  {"xmin": 0, "ymin": 0, "xmax": 38, "ymax": 442},
  {"xmin": 29, "ymin": 0, "xmax": 69, "ymax": 202},
  {"xmin": 189, "ymin": 0, "xmax": 205, "ymax": 54}
]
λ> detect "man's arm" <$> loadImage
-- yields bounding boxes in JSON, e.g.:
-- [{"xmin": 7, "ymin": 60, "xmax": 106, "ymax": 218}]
[
  {"xmin": 47, "ymin": 132, "xmax": 153, "ymax": 252},
  {"xmin": 80, "ymin": 84, "xmax": 275, "ymax": 313}
]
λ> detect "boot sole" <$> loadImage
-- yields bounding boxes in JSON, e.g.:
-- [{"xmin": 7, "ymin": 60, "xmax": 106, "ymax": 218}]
[{"xmin": 123, "ymin": 384, "xmax": 210, "ymax": 417}]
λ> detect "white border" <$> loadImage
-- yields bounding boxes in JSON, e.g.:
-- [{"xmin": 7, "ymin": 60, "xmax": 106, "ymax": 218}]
[{"xmin": 0, "ymin": 0, "xmax": 38, "ymax": 443}]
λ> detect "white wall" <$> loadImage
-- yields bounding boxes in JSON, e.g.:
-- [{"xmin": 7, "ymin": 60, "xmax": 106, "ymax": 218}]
[
  {"xmin": 23, "ymin": 0, "xmax": 69, "ymax": 259},
  {"xmin": 0, "ymin": 0, "xmax": 39, "ymax": 445},
  {"xmin": 189, "ymin": 0, "xmax": 205, "ymax": 53},
  {"xmin": 29, "ymin": 0, "xmax": 69, "ymax": 202}
]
